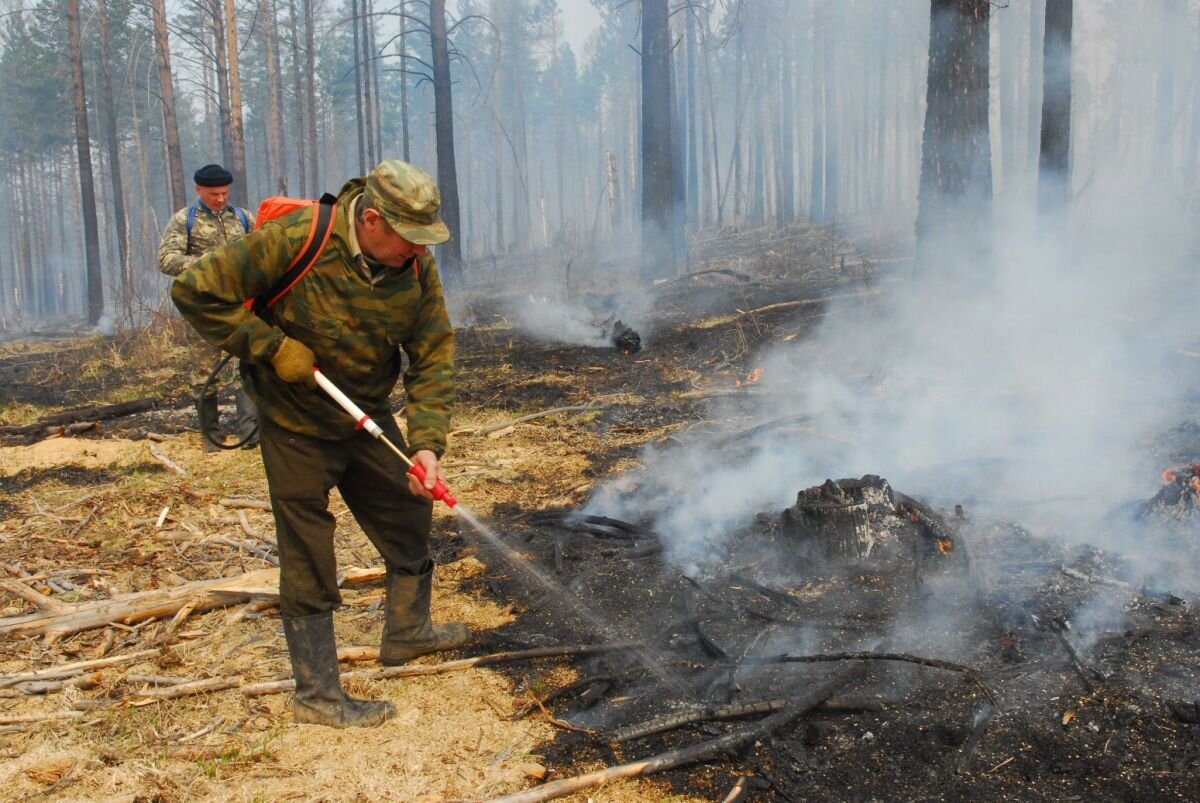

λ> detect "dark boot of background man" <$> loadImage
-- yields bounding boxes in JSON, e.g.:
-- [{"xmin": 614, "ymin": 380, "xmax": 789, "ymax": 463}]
[
  {"xmin": 282, "ymin": 611, "xmax": 395, "ymax": 728},
  {"xmin": 380, "ymin": 563, "xmax": 470, "ymax": 666},
  {"xmin": 196, "ymin": 391, "xmax": 221, "ymax": 453},
  {"xmin": 234, "ymin": 386, "xmax": 259, "ymax": 448}
]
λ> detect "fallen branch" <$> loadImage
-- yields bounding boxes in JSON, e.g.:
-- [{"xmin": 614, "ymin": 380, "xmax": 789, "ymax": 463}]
[
  {"xmin": 10, "ymin": 671, "xmax": 104, "ymax": 695},
  {"xmin": 721, "ymin": 776, "xmax": 750, "ymax": 803},
  {"xmin": 242, "ymin": 641, "xmax": 641, "ymax": 697},
  {"xmin": 460, "ymin": 405, "xmax": 609, "ymax": 437},
  {"xmin": 0, "ymin": 396, "xmax": 161, "ymax": 437},
  {"xmin": 485, "ymin": 668, "xmax": 860, "ymax": 803},
  {"xmin": 133, "ymin": 676, "xmax": 241, "ymax": 702},
  {"xmin": 0, "ymin": 579, "xmax": 72, "ymax": 614},
  {"xmin": 612, "ymin": 698, "xmax": 786, "ymax": 743},
  {"xmin": 0, "ymin": 567, "xmax": 383, "ymax": 642},
  {"xmin": 741, "ymin": 652, "xmax": 997, "ymax": 706},
  {"xmin": 0, "ymin": 711, "xmax": 86, "ymax": 725},
  {"xmin": 0, "ymin": 649, "xmax": 161, "ymax": 689},
  {"xmin": 219, "ymin": 496, "xmax": 272, "ymax": 511},
  {"xmin": 148, "ymin": 443, "xmax": 188, "ymax": 477}
]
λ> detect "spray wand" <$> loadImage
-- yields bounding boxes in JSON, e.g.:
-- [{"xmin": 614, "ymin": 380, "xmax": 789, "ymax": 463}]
[{"xmin": 312, "ymin": 368, "xmax": 457, "ymax": 507}]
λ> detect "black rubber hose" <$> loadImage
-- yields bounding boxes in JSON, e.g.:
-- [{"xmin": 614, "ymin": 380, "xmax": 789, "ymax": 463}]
[{"xmin": 200, "ymin": 353, "xmax": 258, "ymax": 450}]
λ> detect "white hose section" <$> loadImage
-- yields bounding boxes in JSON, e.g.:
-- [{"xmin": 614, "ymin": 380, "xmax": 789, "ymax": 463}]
[{"xmin": 313, "ymin": 369, "xmax": 385, "ymax": 438}]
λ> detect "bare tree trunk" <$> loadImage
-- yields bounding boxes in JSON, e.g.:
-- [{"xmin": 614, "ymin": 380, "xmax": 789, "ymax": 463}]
[
  {"xmin": 368, "ymin": 0, "xmax": 383, "ymax": 164},
  {"xmin": 96, "ymin": 0, "xmax": 130, "ymax": 317},
  {"xmin": 777, "ymin": 14, "xmax": 796, "ymax": 224},
  {"xmin": 352, "ymin": 0, "xmax": 366, "ymax": 173},
  {"xmin": 824, "ymin": 4, "xmax": 840, "ymax": 222},
  {"xmin": 640, "ymin": 0, "xmax": 676, "ymax": 282},
  {"xmin": 1037, "ymin": 0, "xmax": 1072, "ymax": 217},
  {"xmin": 262, "ymin": 0, "xmax": 287, "ymax": 194},
  {"xmin": 304, "ymin": 0, "xmax": 320, "ymax": 191},
  {"xmin": 150, "ymin": 0, "xmax": 186, "ymax": 211},
  {"xmin": 287, "ymin": 0, "xmax": 307, "ymax": 195},
  {"xmin": 915, "ymin": 0, "xmax": 993, "ymax": 275},
  {"xmin": 399, "ymin": 0, "xmax": 410, "ymax": 162},
  {"xmin": 223, "ymin": 0, "xmax": 249, "ymax": 202},
  {"xmin": 209, "ymin": 0, "xmax": 234, "ymax": 173},
  {"xmin": 67, "ymin": 0, "xmax": 104, "ymax": 326},
  {"xmin": 430, "ymin": 0, "xmax": 462, "ymax": 276},
  {"xmin": 809, "ymin": 2, "xmax": 826, "ymax": 222},
  {"xmin": 1026, "ymin": 0, "xmax": 1045, "ymax": 183},
  {"xmin": 685, "ymin": 8, "xmax": 700, "ymax": 231}
]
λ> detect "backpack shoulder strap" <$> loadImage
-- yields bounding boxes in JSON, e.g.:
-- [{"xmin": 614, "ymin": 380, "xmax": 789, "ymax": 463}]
[
  {"xmin": 234, "ymin": 206, "xmax": 251, "ymax": 233},
  {"xmin": 186, "ymin": 206, "xmax": 197, "ymax": 250},
  {"xmin": 245, "ymin": 193, "xmax": 338, "ymax": 317}
]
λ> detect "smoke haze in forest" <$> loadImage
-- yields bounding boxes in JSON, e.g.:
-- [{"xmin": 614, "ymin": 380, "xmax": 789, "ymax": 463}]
[{"xmin": 583, "ymin": 4, "xmax": 1200, "ymax": 593}]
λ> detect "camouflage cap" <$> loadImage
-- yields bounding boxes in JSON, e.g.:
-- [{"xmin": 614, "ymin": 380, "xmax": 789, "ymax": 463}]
[{"xmin": 365, "ymin": 160, "xmax": 451, "ymax": 245}]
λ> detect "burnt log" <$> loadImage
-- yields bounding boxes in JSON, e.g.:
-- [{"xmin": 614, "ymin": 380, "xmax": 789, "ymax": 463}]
[{"xmin": 0, "ymin": 396, "xmax": 165, "ymax": 438}]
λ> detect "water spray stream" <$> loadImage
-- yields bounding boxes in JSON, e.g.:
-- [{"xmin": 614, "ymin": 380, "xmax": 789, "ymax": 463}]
[{"xmin": 312, "ymin": 368, "xmax": 688, "ymax": 694}]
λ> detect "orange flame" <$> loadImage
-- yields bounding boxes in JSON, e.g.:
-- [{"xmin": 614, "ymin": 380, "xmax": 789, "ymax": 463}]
[
  {"xmin": 735, "ymin": 367, "xmax": 764, "ymax": 388},
  {"xmin": 1162, "ymin": 468, "xmax": 1178, "ymax": 484},
  {"xmin": 936, "ymin": 538, "xmax": 953, "ymax": 556}
]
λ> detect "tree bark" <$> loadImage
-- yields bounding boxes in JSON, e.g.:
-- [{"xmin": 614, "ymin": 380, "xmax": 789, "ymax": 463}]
[
  {"xmin": 915, "ymin": 0, "xmax": 993, "ymax": 276},
  {"xmin": 67, "ymin": 0, "xmax": 104, "ymax": 326},
  {"xmin": 429, "ymin": 0, "xmax": 463, "ymax": 277},
  {"xmin": 353, "ymin": 0, "xmax": 367, "ymax": 173},
  {"xmin": 640, "ymin": 0, "xmax": 677, "ymax": 282},
  {"xmin": 286, "ymin": 0, "xmax": 307, "ymax": 195},
  {"xmin": 1037, "ymin": 0, "xmax": 1072, "ymax": 218},
  {"xmin": 262, "ymin": 0, "xmax": 287, "ymax": 194},
  {"xmin": 303, "ymin": 0, "xmax": 320, "ymax": 192},
  {"xmin": 150, "ymin": 0, "xmax": 187, "ymax": 212},
  {"xmin": 223, "ymin": 0, "xmax": 249, "ymax": 203},
  {"xmin": 97, "ymin": 0, "xmax": 129, "ymax": 316},
  {"xmin": 210, "ymin": 0, "xmax": 234, "ymax": 174}
]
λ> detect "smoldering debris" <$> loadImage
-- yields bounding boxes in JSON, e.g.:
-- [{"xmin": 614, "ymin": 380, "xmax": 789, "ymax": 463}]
[{"xmin": 601, "ymin": 318, "xmax": 642, "ymax": 354}]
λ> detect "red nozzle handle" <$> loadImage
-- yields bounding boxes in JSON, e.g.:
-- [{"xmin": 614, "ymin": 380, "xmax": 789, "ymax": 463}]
[{"xmin": 407, "ymin": 462, "xmax": 458, "ymax": 508}]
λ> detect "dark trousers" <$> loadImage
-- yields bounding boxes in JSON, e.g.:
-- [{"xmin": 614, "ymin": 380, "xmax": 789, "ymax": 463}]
[{"xmin": 259, "ymin": 416, "xmax": 433, "ymax": 618}]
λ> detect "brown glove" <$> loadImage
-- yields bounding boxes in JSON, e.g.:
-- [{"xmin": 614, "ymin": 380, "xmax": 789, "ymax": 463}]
[{"xmin": 270, "ymin": 336, "xmax": 316, "ymax": 385}]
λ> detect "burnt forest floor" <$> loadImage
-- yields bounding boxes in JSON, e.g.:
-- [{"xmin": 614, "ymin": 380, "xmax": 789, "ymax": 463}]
[{"xmin": 0, "ymin": 220, "xmax": 1198, "ymax": 802}]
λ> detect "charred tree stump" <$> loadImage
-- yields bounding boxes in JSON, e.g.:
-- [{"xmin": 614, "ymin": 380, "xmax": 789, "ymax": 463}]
[{"xmin": 782, "ymin": 477, "xmax": 892, "ymax": 561}]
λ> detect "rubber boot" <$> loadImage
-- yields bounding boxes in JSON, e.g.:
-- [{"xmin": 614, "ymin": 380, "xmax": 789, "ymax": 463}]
[
  {"xmin": 380, "ymin": 565, "xmax": 470, "ymax": 666},
  {"xmin": 234, "ymin": 386, "xmax": 260, "ymax": 448},
  {"xmin": 196, "ymin": 391, "xmax": 221, "ymax": 452},
  {"xmin": 283, "ymin": 612, "xmax": 396, "ymax": 728}
]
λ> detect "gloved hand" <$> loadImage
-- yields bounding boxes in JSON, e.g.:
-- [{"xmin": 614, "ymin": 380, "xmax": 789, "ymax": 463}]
[{"xmin": 271, "ymin": 336, "xmax": 316, "ymax": 385}]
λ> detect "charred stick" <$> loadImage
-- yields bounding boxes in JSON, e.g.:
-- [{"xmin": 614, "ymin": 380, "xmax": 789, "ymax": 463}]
[
  {"xmin": 611, "ymin": 698, "xmax": 787, "ymax": 743},
  {"xmin": 487, "ymin": 667, "xmax": 864, "ymax": 803},
  {"xmin": 552, "ymin": 535, "xmax": 565, "ymax": 574},
  {"xmin": 741, "ymin": 652, "xmax": 997, "ymax": 706},
  {"xmin": 509, "ymin": 674, "xmax": 616, "ymax": 720},
  {"xmin": 574, "ymin": 515, "xmax": 659, "ymax": 540},
  {"xmin": 956, "ymin": 703, "xmax": 997, "ymax": 774},
  {"xmin": 694, "ymin": 622, "xmax": 728, "ymax": 659},
  {"xmin": 600, "ymin": 542, "xmax": 663, "ymax": 559},
  {"xmin": 728, "ymin": 572, "xmax": 804, "ymax": 610}
]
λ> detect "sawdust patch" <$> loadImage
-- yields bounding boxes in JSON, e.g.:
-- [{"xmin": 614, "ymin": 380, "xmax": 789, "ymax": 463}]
[{"xmin": 0, "ymin": 437, "xmax": 147, "ymax": 475}]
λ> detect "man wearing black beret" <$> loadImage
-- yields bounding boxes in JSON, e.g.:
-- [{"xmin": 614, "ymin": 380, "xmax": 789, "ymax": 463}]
[{"xmin": 158, "ymin": 164, "xmax": 258, "ymax": 449}]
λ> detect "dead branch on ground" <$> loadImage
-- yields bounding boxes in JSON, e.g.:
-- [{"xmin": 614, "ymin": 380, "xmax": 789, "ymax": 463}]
[
  {"xmin": 457, "ymin": 404, "xmax": 609, "ymax": 437},
  {"xmin": 0, "ymin": 567, "xmax": 383, "ymax": 642},
  {"xmin": 485, "ymin": 667, "xmax": 861, "ymax": 803},
  {"xmin": 241, "ymin": 641, "xmax": 642, "ymax": 696}
]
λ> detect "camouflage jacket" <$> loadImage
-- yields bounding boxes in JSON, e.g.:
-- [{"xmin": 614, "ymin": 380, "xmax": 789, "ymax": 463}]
[
  {"xmin": 170, "ymin": 179, "xmax": 455, "ymax": 454},
  {"xmin": 158, "ymin": 203, "xmax": 255, "ymax": 277}
]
